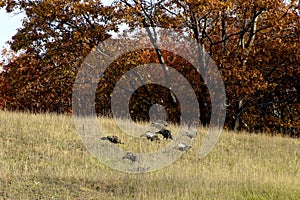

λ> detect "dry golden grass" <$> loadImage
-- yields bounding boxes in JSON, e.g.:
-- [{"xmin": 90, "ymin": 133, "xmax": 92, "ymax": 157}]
[{"xmin": 0, "ymin": 110, "xmax": 299, "ymax": 199}]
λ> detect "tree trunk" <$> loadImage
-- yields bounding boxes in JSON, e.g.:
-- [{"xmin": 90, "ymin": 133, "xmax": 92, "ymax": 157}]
[{"xmin": 233, "ymin": 99, "xmax": 243, "ymax": 132}]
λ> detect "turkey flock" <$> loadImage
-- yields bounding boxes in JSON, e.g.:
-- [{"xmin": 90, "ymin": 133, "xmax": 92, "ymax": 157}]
[{"xmin": 100, "ymin": 121, "xmax": 196, "ymax": 162}]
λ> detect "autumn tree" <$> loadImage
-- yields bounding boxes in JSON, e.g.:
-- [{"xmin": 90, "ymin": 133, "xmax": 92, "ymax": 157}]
[
  {"xmin": 0, "ymin": 0, "xmax": 115, "ymax": 112},
  {"xmin": 0, "ymin": 0, "xmax": 299, "ymax": 136},
  {"xmin": 113, "ymin": 0, "xmax": 300, "ymax": 135}
]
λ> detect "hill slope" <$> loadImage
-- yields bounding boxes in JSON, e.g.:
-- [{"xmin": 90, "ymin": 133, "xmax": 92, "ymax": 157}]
[{"xmin": 0, "ymin": 111, "xmax": 299, "ymax": 199}]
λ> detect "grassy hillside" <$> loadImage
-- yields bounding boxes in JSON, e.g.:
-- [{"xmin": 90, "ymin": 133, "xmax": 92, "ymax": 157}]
[{"xmin": 0, "ymin": 110, "xmax": 299, "ymax": 199}]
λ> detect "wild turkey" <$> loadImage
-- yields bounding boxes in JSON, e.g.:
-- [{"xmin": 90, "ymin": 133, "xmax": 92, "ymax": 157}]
[
  {"xmin": 122, "ymin": 152, "xmax": 136, "ymax": 162},
  {"xmin": 101, "ymin": 135, "xmax": 124, "ymax": 144},
  {"xmin": 185, "ymin": 131, "xmax": 197, "ymax": 139},
  {"xmin": 140, "ymin": 131, "xmax": 160, "ymax": 141},
  {"xmin": 177, "ymin": 143, "xmax": 192, "ymax": 151},
  {"xmin": 156, "ymin": 128, "xmax": 173, "ymax": 140}
]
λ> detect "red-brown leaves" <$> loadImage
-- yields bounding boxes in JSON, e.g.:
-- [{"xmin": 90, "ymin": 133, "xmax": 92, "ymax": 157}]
[{"xmin": 0, "ymin": 0, "xmax": 299, "ymax": 136}]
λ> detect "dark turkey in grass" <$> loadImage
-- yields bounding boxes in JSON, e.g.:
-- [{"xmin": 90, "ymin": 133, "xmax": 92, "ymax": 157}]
[
  {"xmin": 156, "ymin": 128, "xmax": 173, "ymax": 140},
  {"xmin": 122, "ymin": 152, "xmax": 137, "ymax": 162},
  {"xmin": 101, "ymin": 135, "xmax": 124, "ymax": 144},
  {"xmin": 185, "ymin": 131, "xmax": 198, "ymax": 139}
]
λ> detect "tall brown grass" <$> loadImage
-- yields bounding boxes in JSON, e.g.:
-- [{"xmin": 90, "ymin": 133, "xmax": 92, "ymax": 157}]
[{"xmin": 0, "ymin": 110, "xmax": 299, "ymax": 199}]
